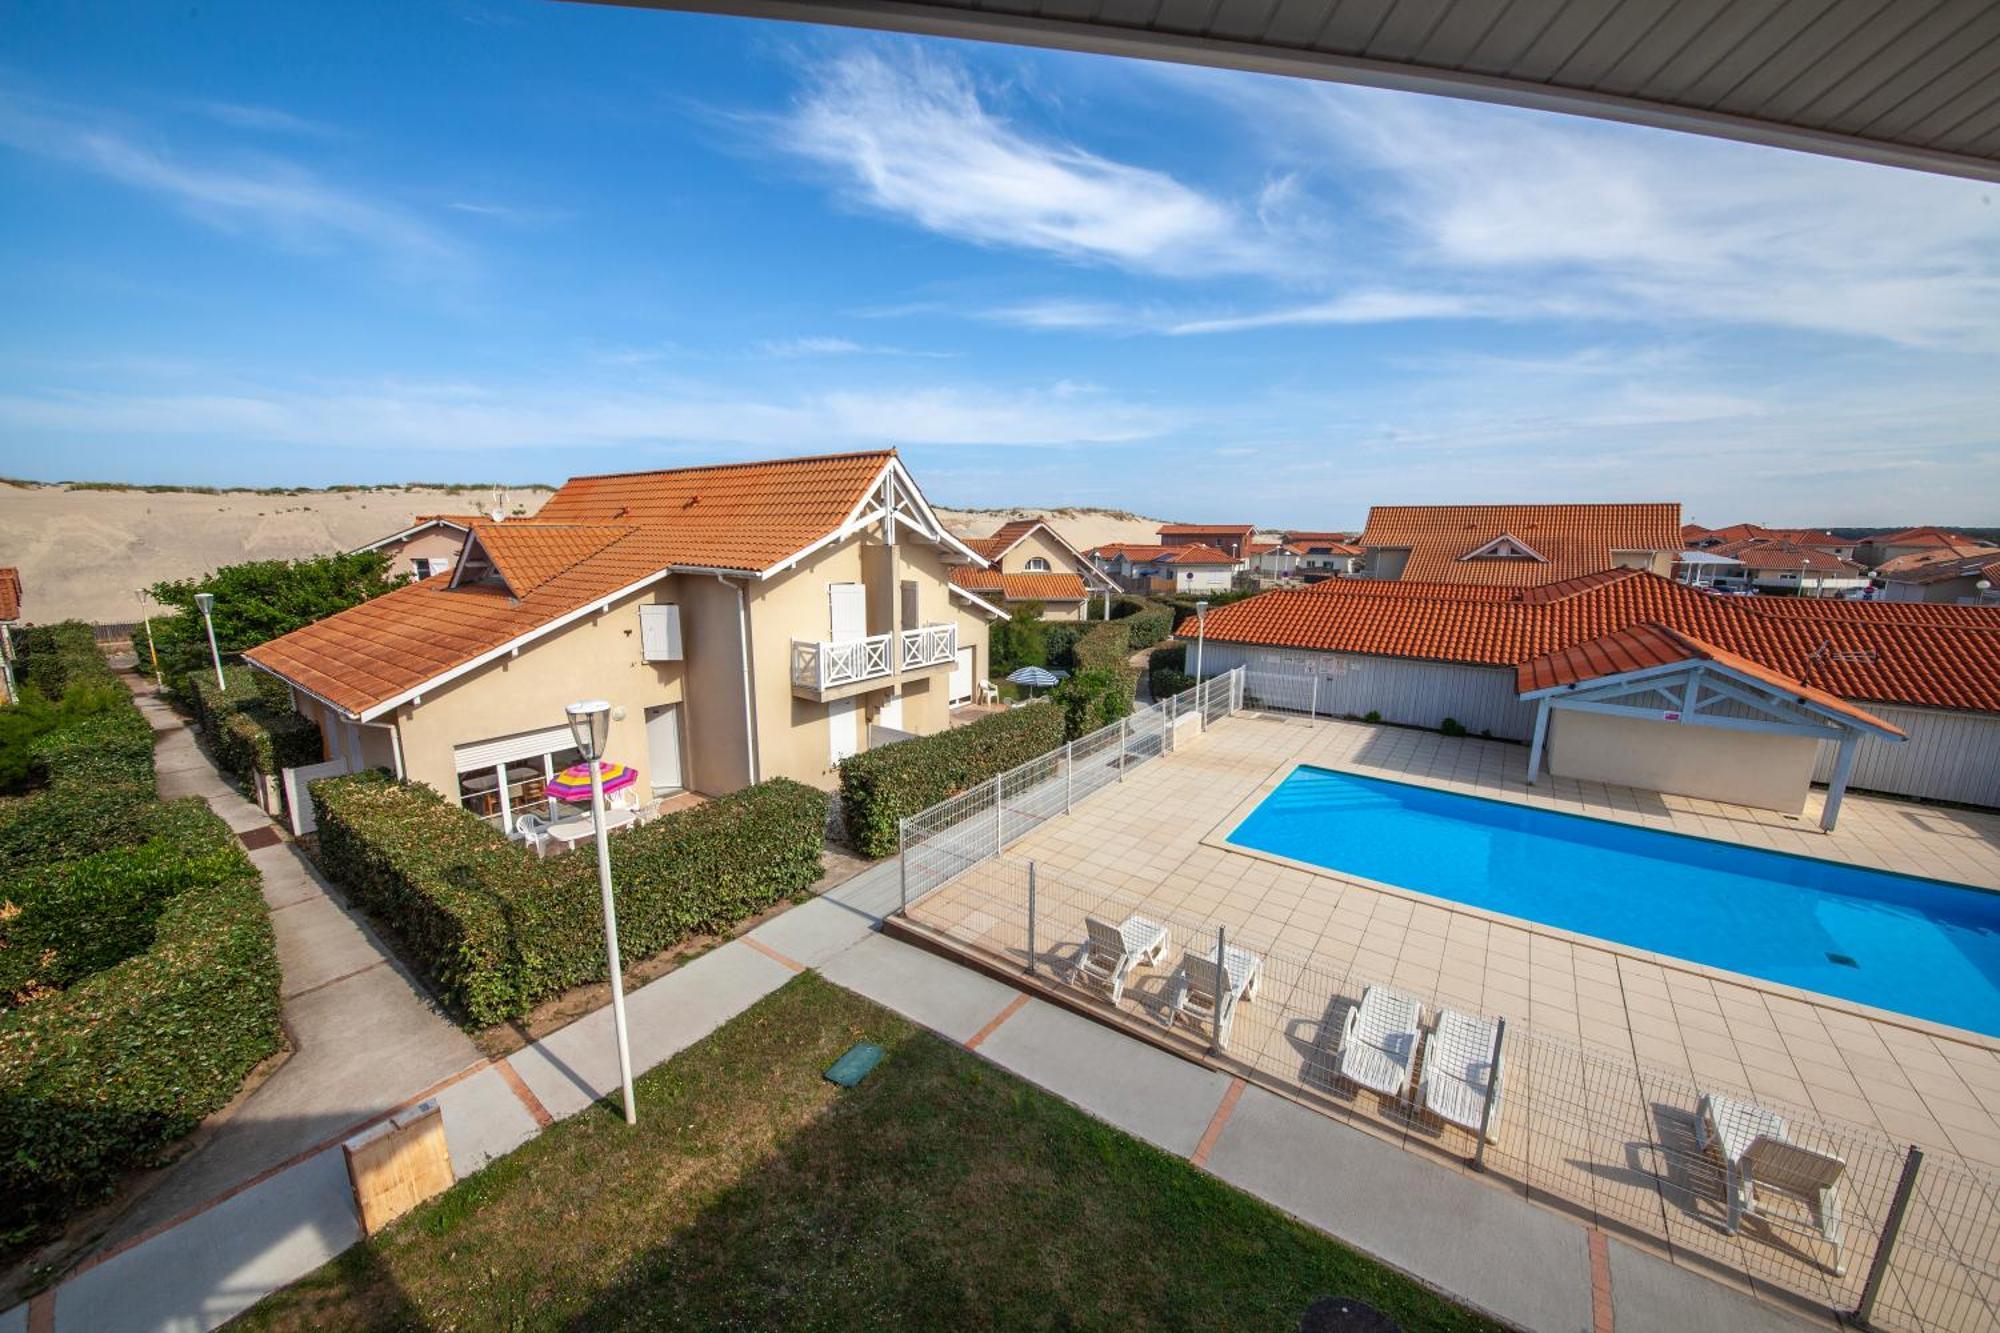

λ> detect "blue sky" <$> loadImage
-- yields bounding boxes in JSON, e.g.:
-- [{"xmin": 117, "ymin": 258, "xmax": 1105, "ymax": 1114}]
[{"xmin": 2, "ymin": 0, "xmax": 1996, "ymax": 528}]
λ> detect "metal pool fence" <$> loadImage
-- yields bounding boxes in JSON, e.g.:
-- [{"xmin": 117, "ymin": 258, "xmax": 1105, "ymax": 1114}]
[
  {"xmin": 897, "ymin": 668, "xmax": 1244, "ymax": 909},
  {"xmin": 904, "ymin": 855, "xmax": 2000, "ymax": 1333}
]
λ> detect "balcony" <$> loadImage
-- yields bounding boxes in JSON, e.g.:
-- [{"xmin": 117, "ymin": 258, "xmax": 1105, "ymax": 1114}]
[{"xmin": 791, "ymin": 623, "xmax": 957, "ymax": 701}]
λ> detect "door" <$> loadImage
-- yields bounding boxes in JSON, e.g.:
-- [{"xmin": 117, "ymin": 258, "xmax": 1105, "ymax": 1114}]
[
  {"xmin": 949, "ymin": 646, "xmax": 973, "ymax": 705},
  {"xmin": 829, "ymin": 582, "xmax": 866, "ymax": 643},
  {"xmin": 828, "ymin": 697, "xmax": 859, "ymax": 766},
  {"xmin": 877, "ymin": 692, "xmax": 903, "ymax": 731},
  {"xmin": 645, "ymin": 704, "xmax": 683, "ymax": 793}
]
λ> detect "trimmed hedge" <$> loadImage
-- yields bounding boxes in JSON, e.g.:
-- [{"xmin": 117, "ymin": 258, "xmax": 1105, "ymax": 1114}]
[
  {"xmin": 1148, "ymin": 643, "xmax": 1188, "ymax": 673},
  {"xmin": 1040, "ymin": 622, "xmax": 1089, "ymax": 672},
  {"xmin": 1073, "ymin": 620, "xmax": 1134, "ymax": 673},
  {"xmin": 838, "ymin": 704, "xmax": 1067, "ymax": 859},
  {"xmin": 1052, "ymin": 667, "xmax": 1136, "ymax": 740},
  {"xmin": 0, "ymin": 701, "xmax": 158, "ymax": 875},
  {"xmin": 1150, "ymin": 668, "xmax": 1197, "ymax": 699},
  {"xmin": 0, "ymin": 798, "xmax": 280, "ymax": 1247},
  {"xmin": 311, "ymin": 774, "xmax": 828, "ymax": 1025},
  {"xmin": 1119, "ymin": 607, "xmax": 1174, "ymax": 650},
  {"xmin": 10, "ymin": 621, "xmax": 109, "ymax": 699},
  {"xmin": 187, "ymin": 666, "xmax": 323, "ymax": 799}
]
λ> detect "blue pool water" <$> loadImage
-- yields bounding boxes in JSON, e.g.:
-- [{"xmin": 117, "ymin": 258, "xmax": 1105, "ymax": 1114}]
[{"xmin": 1227, "ymin": 766, "xmax": 2000, "ymax": 1037}]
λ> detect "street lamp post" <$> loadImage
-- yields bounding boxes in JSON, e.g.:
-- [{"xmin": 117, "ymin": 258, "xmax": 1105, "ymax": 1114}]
[
  {"xmin": 1193, "ymin": 600, "xmax": 1210, "ymax": 682},
  {"xmin": 137, "ymin": 590, "xmax": 163, "ymax": 687},
  {"xmin": 567, "ymin": 699, "xmax": 636, "ymax": 1125},
  {"xmin": 194, "ymin": 592, "xmax": 225, "ymax": 690}
]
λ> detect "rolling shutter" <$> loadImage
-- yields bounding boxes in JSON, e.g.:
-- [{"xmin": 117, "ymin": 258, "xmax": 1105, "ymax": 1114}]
[{"xmin": 454, "ymin": 725, "xmax": 575, "ymax": 773}]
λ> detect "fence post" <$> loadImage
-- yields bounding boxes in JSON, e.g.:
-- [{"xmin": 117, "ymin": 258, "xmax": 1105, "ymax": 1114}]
[
  {"xmin": 897, "ymin": 816, "xmax": 909, "ymax": 916},
  {"xmin": 1471, "ymin": 1018, "xmax": 1506, "ymax": 1171},
  {"xmin": 1118, "ymin": 715, "xmax": 1128, "ymax": 781},
  {"xmin": 1025, "ymin": 861, "xmax": 1037, "ymax": 976},
  {"xmin": 1064, "ymin": 741, "xmax": 1074, "ymax": 814},
  {"xmin": 1211, "ymin": 924, "xmax": 1228, "ymax": 1054},
  {"xmin": 1309, "ymin": 674, "xmax": 1318, "ymax": 722},
  {"xmin": 1854, "ymin": 1145, "xmax": 1925, "ymax": 1330},
  {"xmin": 993, "ymin": 772, "xmax": 1005, "ymax": 857}
]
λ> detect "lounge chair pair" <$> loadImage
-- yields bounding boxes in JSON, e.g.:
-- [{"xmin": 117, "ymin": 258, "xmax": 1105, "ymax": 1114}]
[
  {"xmin": 1071, "ymin": 914, "xmax": 1171, "ymax": 1005},
  {"xmin": 1697, "ymin": 1092, "xmax": 1848, "ymax": 1275},
  {"xmin": 1338, "ymin": 988, "xmax": 1504, "ymax": 1141}
]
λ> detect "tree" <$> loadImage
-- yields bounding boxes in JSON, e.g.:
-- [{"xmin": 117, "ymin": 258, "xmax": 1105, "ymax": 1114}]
[
  {"xmin": 148, "ymin": 551, "xmax": 406, "ymax": 695},
  {"xmin": 988, "ymin": 602, "xmax": 1048, "ymax": 676},
  {"xmin": 1051, "ymin": 667, "xmax": 1136, "ymax": 740}
]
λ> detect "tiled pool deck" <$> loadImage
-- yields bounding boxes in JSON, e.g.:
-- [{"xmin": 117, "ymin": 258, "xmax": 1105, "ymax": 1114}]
[{"xmin": 905, "ymin": 711, "xmax": 2000, "ymax": 1326}]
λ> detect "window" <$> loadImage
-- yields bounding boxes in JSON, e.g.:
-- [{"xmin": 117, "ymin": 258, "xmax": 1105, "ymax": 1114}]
[
  {"xmin": 900, "ymin": 579, "xmax": 919, "ymax": 628},
  {"xmin": 1024, "ymin": 557, "xmax": 1052, "ymax": 572},
  {"xmin": 411, "ymin": 557, "xmax": 437, "ymax": 579},
  {"xmin": 455, "ymin": 739, "xmax": 584, "ymax": 832}
]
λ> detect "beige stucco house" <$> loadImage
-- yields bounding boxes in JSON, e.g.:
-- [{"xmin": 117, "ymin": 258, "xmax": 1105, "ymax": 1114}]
[
  {"xmin": 351, "ymin": 515, "xmax": 480, "ymax": 581},
  {"xmin": 948, "ymin": 518, "xmax": 1118, "ymax": 621},
  {"xmin": 248, "ymin": 451, "xmax": 1005, "ymax": 832}
]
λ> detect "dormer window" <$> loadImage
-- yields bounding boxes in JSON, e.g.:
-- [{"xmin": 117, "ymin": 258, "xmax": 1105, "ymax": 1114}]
[
  {"xmin": 1025, "ymin": 557, "xmax": 1052, "ymax": 572},
  {"xmin": 451, "ymin": 534, "xmax": 508, "ymax": 589},
  {"xmin": 1461, "ymin": 533, "xmax": 1547, "ymax": 563}
]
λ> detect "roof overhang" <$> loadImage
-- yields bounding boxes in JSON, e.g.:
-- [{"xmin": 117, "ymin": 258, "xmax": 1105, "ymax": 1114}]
[
  {"xmin": 582, "ymin": 0, "xmax": 2000, "ymax": 184},
  {"xmin": 1519, "ymin": 656, "xmax": 1905, "ymax": 742},
  {"xmin": 948, "ymin": 583, "xmax": 1010, "ymax": 620}
]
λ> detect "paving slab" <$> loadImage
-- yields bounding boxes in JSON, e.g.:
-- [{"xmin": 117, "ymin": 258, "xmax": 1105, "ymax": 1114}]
[
  {"xmin": 823, "ymin": 857, "xmax": 902, "ymax": 922},
  {"xmin": 748, "ymin": 893, "xmax": 878, "ymax": 968},
  {"xmin": 975, "ymin": 998, "xmax": 1235, "ymax": 1158},
  {"xmin": 267, "ymin": 893, "xmax": 390, "ymax": 998},
  {"xmin": 1202, "ymin": 1084, "xmax": 1594, "ymax": 1333},
  {"xmin": 58, "ymin": 1149, "xmax": 360, "ymax": 1333},
  {"xmin": 436, "ymin": 1066, "xmax": 542, "ymax": 1177},
  {"xmin": 1608, "ymin": 1237, "xmax": 1828, "ymax": 1333},
  {"xmin": 817, "ymin": 930, "xmax": 1019, "ymax": 1044},
  {"xmin": 510, "ymin": 941, "xmax": 794, "ymax": 1120}
]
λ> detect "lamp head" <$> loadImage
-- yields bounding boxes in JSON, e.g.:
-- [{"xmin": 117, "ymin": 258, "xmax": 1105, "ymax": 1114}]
[
  {"xmin": 194, "ymin": 592, "xmax": 215, "ymax": 616},
  {"xmin": 566, "ymin": 700, "xmax": 612, "ymax": 760}
]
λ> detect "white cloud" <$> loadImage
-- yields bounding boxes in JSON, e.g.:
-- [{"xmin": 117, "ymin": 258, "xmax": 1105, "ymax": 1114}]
[
  {"xmin": 1168, "ymin": 75, "xmax": 2000, "ymax": 349},
  {"xmin": 758, "ymin": 335, "xmax": 956, "ymax": 359},
  {"xmin": 0, "ymin": 90, "xmax": 458, "ymax": 275},
  {"xmin": 0, "ymin": 376, "xmax": 1173, "ymax": 451},
  {"xmin": 774, "ymin": 49, "xmax": 1292, "ymax": 278},
  {"xmin": 188, "ymin": 101, "xmax": 337, "ymax": 138}
]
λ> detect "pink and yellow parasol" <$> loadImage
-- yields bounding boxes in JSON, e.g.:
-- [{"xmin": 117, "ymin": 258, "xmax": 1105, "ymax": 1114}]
[{"xmin": 547, "ymin": 760, "xmax": 639, "ymax": 804}]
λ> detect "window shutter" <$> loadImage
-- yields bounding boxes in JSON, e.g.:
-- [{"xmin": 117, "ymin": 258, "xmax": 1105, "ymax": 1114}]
[
  {"xmin": 454, "ymin": 725, "xmax": 577, "ymax": 772},
  {"xmin": 640, "ymin": 604, "xmax": 682, "ymax": 661}
]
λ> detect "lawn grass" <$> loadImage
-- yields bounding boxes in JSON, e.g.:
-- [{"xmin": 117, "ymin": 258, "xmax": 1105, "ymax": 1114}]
[{"xmin": 235, "ymin": 973, "xmax": 1501, "ymax": 1332}]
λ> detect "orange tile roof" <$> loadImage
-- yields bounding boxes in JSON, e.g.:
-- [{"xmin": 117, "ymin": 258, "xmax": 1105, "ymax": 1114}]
[
  {"xmin": 1163, "ymin": 543, "xmax": 1238, "ymax": 565},
  {"xmin": 963, "ymin": 536, "xmax": 1009, "ymax": 560},
  {"xmin": 1091, "ymin": 543, "xmax": 1177, "ymax": 562},
  {"xmin": 1158, "ymin": 524, "xmax": 1255, "ymax": 537},
  {"xmin": 249, "ymin": 451, "xmax": 899, "ymax": 716},
  {"xmin": 1184, "ymin": 569, "xmax": 2000, "ymax": 714},
  {"xmin": 468, "ymin": 521, "xmax": 637, "ymax": 597},
  {"xmin": 949, "ymin": 568, "xmax": 1087, "ymax": 602},
  {"xmin": 0, "ymin": 567, "xmax": 19, "ymax": 621},
  {"xmin": 1516, "ymin": 622, "xmax": 1902, "ymax": 736},
  {"xmin": 1686, "ymin": 522, "xmax": 1851, "ymax": 550},
  {"xmin": 1705, "ymin": 539, "xmax": 1865, "ymax": 576},
  {"xmin": 1874, "ymin": 543, "xmax": 1998, "ymax": 576},
  {"xmin": 1282, "ymin": 530, "xmax": 1356, "ymax": 544},
  {"xmin": 1872, "ymin": 526, "xmax": 1988, "ymax": 549},
  {"xmin": 1359, "ymin": 503, "xmax": 1681, "ymax": 585}
]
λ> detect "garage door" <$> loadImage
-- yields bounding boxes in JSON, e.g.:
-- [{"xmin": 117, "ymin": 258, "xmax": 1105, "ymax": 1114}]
[{"xmin": 948, "ymin": 646, "xmax": 973, "ymax": 705}]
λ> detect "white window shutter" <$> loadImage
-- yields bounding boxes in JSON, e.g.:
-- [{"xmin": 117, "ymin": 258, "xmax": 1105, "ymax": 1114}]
[{"xmin": 640, "ymin": 604, "xmax": 682, "ymax": 662}]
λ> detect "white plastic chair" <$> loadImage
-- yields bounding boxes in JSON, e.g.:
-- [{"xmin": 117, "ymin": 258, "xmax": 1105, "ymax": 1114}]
[
  {"xmin": 515, "ymin": 812, "xmax": 553, "ymax": 858},
  {"xmin": 1339, "ymin": 987, "xmax": 1424, "ymax": 1100},
  {"xmin": 1697, "ymin": 1092, "xmax": 1848, "ymax": 1274},
  {"xmin": 1161, "ymin": 944, "xmax": 1261, "ymax": 1045},
  {"xmin": 1420, "ymin": 1009, "xmax": 1503, "ymax": 1139}
]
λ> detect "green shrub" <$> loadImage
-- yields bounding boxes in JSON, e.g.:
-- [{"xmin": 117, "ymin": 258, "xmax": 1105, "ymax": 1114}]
[
  {"xmin": 1147, "ymin": 643, "xmax": 1187, "ymax": 674},
  {"xmin": 1364, "ymin": 710, "xmax": 1382, "ymax": 724},
  {"xmin": 10, "ymin": 622, "xmax": 113, "ymax": 699},
  {"xmin": 0, "ymin": 800, "xmax": 279, "ymax": 1248},
  {"xmin": 311, "ymin": 774, "xmax": 827, "ymax": 1025},
  {"xmin": 989, "ymin": 605, "xmax": 1048, "ymax": 675},
  {"xmin": 1040, "ymin": 622, "xmax": 1089, "ymax": 671},
  {"xmin": 1051, "ymin": 667, "xmax": 1136, "ymax": 740},
  {"xmin": 1, "ymin": 801, "xmax": 242, "ymax": 1007},
  {"xmin": 1119, "ymin": 607, "xmax": 1173, "ymax": 650},
  {"xmin": 1073, "ymin": 621, "xmax": 1133, "ymax": 674},
  {"xmin": 187, "ymin": 666, "xmax": 323, "ymax": 796},
  {"xmin": 0, "ymin": 702, "xmax": 157, "ymax": 874},
  {"xmin": 1149, "ymin": 668, "xmax": 1196, "ymax": 699},
  {"xmin": 1440, "ymin": 717, "xmax": 1468, "ymax": 738},
  {"xmin": 838, "ymin": 704, "xmax": 1067, "ymax": 859}
]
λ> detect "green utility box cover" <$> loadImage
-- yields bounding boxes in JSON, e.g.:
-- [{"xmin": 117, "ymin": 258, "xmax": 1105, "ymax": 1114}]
[{"xmin": 824, "ymin": 1042, "xmax": 885, "ymax": 1088}]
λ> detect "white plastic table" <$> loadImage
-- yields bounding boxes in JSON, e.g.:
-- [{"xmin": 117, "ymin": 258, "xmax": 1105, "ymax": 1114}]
[{"xmin": 546, "ymin": 806, "xmax": 635, "ymax": 851}]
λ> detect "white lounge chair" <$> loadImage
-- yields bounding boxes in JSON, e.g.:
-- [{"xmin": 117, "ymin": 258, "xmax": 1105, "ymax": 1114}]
[
  {"xmin": 1697, "ymin": 1092, "xmax": 1848, "ymax": 1274},
  {"xmin": 1419, "ymin": 1009, "xmax": 1504, "ymax": 1140},
  {"xmin": 1070, "ymin": 914, "xmax": 1169, "ymax": 1005},
  {"xmin": 1161, "ymin": 943, "xmax": 1262, "ymax": 1045},
  {"xmin": 1339, "ymin": 987, "xmax": 1424, "ymax": 1100}
]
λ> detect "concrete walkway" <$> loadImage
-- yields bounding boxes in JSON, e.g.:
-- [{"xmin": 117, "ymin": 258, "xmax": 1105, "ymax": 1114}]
[
  {"xmin": 95, "ymin": 686, "xmax": 479, "ymax": 1249},
  {"xmin": 5, "ymin": 827, "xmax": 1822, "ymax": 1332}
]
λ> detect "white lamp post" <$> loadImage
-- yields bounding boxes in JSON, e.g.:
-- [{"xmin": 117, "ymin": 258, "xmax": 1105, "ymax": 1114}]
[
  {"xmin": 1193, "ymin": 599, "xmax": 1210, "ymax": 682},
  {"xmin": 567, "ymin": 699, "xmax": 636, "ymax": 1125},
  {"xmin": 193, "ymin": 592, "xmax": 225, "ymax": 690},
  {"xmin": 137, "ymin": 590, "xmax": 163, "ymax": 687}
]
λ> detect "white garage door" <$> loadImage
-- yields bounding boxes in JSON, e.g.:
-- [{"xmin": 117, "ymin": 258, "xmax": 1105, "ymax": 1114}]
[{"xmin": 949, "ymin": 646, "xmax": 973, "ymax": 705}]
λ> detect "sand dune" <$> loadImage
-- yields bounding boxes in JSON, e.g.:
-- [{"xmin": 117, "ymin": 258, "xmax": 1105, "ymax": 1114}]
[
  {"xmin": 0, "ymin": 484, "xmax": 551, "ymax": 624},
  {"xmin": 0, "ymin": 485, "xmax": 1176, "ymax": 624}
]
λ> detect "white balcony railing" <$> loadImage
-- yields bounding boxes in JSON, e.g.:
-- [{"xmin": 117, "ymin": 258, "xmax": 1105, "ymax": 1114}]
[{"xmin": 791, "ymin": 622, "xmax": 956, "ymax": 692}]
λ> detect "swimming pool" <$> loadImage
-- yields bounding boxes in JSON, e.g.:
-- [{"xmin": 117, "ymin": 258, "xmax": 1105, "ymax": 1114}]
[{"xmin": 1226, "ymin": 766, "xmax": 2000, "ymax": 1037}]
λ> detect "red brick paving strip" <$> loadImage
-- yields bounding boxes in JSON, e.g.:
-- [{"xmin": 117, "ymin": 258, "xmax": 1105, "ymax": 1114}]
[
  {"xmin": 495, "ymin": 1057, "xmax": 555, "ymax": 1129},
  {"xmin": 740, "ymin": 936, "xmax": 805, "ymax": 974},
  {"xmin": 963, "ymin": 994, "xmax": 1030, "ymax": 1051},
  {"xmin": 1189, "ymin": 1076, "xmax": 1248, "ymax": 1169},
  {"xmin": 1588, "ymin": 1227, "xmax": 1614, "ymax": 1333},
  {"xmin": 26, "ymin": 1290, "xmax": 52, "ymax": 1333}
]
